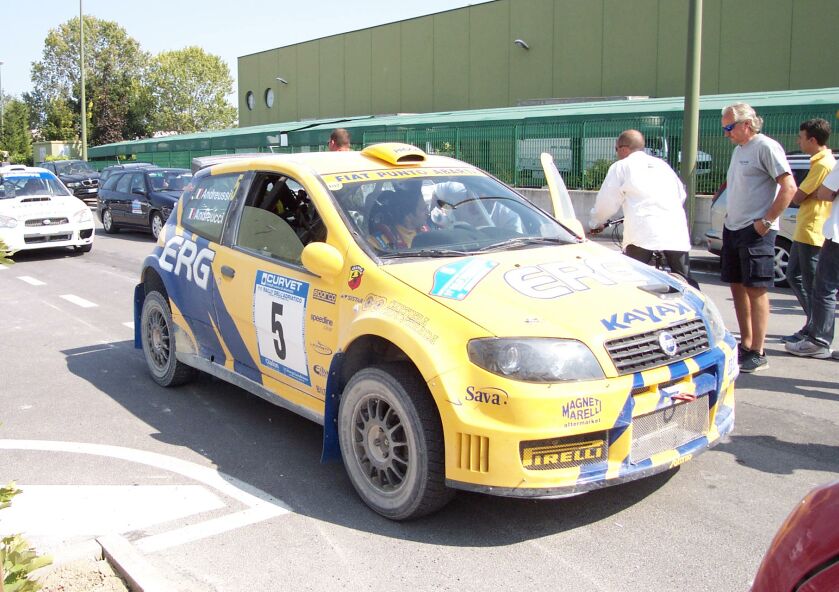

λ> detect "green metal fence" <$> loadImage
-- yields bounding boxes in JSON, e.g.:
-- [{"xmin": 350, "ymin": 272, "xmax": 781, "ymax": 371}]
[{"xmin": 89, "ymin": 108, "xmax": 837, "ymax": 192}]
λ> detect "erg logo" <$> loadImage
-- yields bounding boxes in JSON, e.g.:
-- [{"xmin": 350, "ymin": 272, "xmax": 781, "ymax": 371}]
[{"xmin": 158, "ymin": 236, "xmax": 216, "ymax": 290}]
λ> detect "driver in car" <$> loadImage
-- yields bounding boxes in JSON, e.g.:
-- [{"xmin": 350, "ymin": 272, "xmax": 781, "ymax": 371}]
[{"xmin": 367, "ymin": 188, "xmax": 429, "ymax": 250}]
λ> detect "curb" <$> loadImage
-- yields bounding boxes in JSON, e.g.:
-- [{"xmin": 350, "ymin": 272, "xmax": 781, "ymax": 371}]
[{"xmin": 98, "ymin": 534, "xmax": 188, "ymax": 592}]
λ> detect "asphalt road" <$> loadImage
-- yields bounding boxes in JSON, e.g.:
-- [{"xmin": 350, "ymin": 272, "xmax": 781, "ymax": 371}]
[{"xmin": 1, "ymin": 221, "xmax": 837, "ymax": 592}]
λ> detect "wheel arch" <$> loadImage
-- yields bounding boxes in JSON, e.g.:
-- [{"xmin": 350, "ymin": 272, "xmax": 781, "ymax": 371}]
[
  {"xmin": 134, "ymin": 266, "xmax": 169, "ymax": 348},
  {"xmin": 321, "ymin": 333, "xmax": 437, "ymax": 463}
]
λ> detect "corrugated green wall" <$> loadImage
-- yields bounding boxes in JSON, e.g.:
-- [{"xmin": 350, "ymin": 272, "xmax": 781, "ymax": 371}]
[{"xmin": 238, "ymin": 0, "xmax": 839, "ymax": 127}]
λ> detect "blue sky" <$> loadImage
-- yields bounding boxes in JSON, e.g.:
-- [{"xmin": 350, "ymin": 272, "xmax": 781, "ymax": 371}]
[{"xmin": 1, "ymin": 0, "xmax": 492, "ymax": 101}]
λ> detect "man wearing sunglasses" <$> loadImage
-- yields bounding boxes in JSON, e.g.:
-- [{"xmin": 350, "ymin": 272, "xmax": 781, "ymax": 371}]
[{"xmin": 721, "ymin": 103, "xmax": 797, "ymax": 373}]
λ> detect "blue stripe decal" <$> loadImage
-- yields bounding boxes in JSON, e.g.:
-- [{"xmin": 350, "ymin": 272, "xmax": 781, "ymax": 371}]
[
  {"xmin": 214, "ymin": 283, "xmax": 262, "ymax": 384},
  {"xmin": 668, "ymin": 360, "xmax": 690, "ymax": 381},
  {"xmin": 632, "ymin": 373, "xmax": 645, "ymax": 390},
  {"xmin": 609, "ymin": 395, "xmax": 634, "ymax": 445}
]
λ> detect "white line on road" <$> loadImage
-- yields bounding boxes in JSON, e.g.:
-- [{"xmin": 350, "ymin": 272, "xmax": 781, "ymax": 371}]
[
  {"xmin": 17, "ymin": 275, "xmax": 46, "ymax": 286},
  {"xmin": 59, "ymin": 294, "xmax": 98, "ymax": 308},
  {"xmin": 0, "ymin": 440, "xmax": 291, "ymax": 553}
]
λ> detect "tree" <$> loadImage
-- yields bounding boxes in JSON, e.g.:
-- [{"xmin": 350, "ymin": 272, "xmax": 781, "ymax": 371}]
[
  {"xmin": 147, "ymin": 47, "xmax": 237, "ymax": 133},
  {"xmin": 0, "ymin": 96, "xmax": 32, "ymax": 165},
  {"xmin": 30, "ymin": 15, "xmax": 151, "ymax": 144}
]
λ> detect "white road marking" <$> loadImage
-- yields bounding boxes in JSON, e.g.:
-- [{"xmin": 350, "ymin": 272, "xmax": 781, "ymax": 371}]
[
  {"xmin": 123, "ymin": 322, "xmax": 134, "ymax": 330},
  {"xmin": 0, "ymin": 440, "xmax": 291, "ymax": 553},
  {"xmin": 2, "ymin": 485, "xmax": 224, "ymax": 548},
  {"xmin": 59, "ymin": 294, "xmax": 98, "ymax": 308},
  {"xmin": 17, "ymin": 275, "xmax": 46, "ymax": 286}
]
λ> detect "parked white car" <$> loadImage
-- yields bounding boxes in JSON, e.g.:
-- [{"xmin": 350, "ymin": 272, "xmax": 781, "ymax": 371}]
[
  {"xmin": 704, "ymin": 153, "xmax": 834, "ymax": 286},
  {"xmin": 0, "ymin": 165, "xmax": 95, "ymax": 255}
]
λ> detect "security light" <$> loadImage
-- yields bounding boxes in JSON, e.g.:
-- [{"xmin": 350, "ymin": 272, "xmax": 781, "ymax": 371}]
[
  {"xmin": 276, "ymin": 77, "xmax": 289, "ymax": 85},
  {"xmin": 513, "ymin": 39, "xmax": 530, "ymax": 50}
]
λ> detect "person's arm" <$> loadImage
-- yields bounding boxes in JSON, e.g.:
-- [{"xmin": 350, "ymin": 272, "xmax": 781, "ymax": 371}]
[
  {"xmin": 815, "ymin": 165, "xmax": 839, "ymax": 202},
  {"xmin": 793, "ymin": 159, "xmax": 831, "ymax": 205},
  {"xmin": 816, "ymin": 184, "xmax": 837, "ymax": 202},
  {"xmin": 588, "ymin": 164, "xmax": 624, "ymax": 230},
  {"xmin": 791, "ymin": 188, "xmax": 810, "ymax": 206},
  {"xmin": 754, "ymin": 173, "xmax": 796, "ymax": 236}
]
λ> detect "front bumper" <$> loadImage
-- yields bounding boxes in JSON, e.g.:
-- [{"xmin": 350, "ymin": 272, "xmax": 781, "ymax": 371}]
[
  {"xmin": 0, "ymin": 222, "xmax": 95, "ymax": 252},
  {"xmin": 433, "ymin": 336, "xmax": 738, "ymax": 497}
]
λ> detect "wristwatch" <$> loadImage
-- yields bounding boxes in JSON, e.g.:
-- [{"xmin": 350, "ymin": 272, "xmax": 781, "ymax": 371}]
[{"xmin": 760, "ymin": 218, "xmax": 773, "ymax": 230}]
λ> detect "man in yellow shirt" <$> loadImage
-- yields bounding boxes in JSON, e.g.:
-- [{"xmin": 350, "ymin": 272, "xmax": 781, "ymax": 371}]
[{"xmin": 783, "ymin": 118, "xmax": 835, "ymax": 343}]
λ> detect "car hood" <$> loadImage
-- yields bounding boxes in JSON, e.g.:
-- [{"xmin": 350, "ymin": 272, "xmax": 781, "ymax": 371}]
[
  {"xmin": 59, "ymin": 172, "xmax": 100, "ymax": 182},
  {"xmin": 0, "ymin": 194, "xmax": 87, "ymax": 217},
  {"xmin": 382, "ymin": 241, "xmax": 705, "ymax": 342}
]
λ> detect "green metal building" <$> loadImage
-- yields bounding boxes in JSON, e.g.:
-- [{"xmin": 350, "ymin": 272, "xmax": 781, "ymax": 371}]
[
  {"xmin": 237, "ymin": 0, "xmax": 839, "ymax": 127},
  {"xmin": 88, "ymin": 87, "xmax": 839, "ymax": 192}
]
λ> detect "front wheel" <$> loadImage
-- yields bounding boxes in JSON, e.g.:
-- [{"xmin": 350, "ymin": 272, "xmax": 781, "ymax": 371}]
[
  {"xmin": 150, "ymin": 211, "xmax": 164, "ymax": 240},
  {"xmin": 102, "ymin": 208, "xmax": 119, "ymax": 234},
  {"xmin": 140, "ymin": 291, "xmax": 195, "ymax": 387},
  {"xmin": 774, "ymin": 236, "xmax": 791, "ymax": 287},
  {"xmin": 338, "ymin": 364, "xmax": 453, "ymax": 520}
]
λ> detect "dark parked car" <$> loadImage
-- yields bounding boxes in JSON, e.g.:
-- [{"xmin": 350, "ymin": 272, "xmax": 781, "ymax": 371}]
[
  {"xmin": 99, "ymin": 162, "xmax": 158, "ymax": 184},
  {"xmin": 37, "ymin": 160, "xmax": 101, "ymax": 203},
  {"xmin": 97, "ymin": 168, "xmax": 192, "ymax": 239}
]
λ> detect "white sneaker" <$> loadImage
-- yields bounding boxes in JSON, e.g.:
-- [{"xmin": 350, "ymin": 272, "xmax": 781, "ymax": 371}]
[{"xmin": 785, "ymin": 339, "xmax": 833, "ymax": 359}]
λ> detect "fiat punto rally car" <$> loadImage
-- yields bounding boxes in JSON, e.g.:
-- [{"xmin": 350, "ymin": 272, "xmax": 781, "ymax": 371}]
[
  {"xmin": 0, "ymin": 165, "xmax": 95, "ymax": 254},
  {"xmin": 134, "ymin": 143, "xmax": 737, "ymax": 520}
]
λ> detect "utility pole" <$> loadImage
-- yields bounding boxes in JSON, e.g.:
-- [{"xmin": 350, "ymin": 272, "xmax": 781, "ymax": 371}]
[
  {"xmin": 80, "ymin": 0, "xmax": 87, "ymax": 161},
  {"xmin": 0, "ymin": 60, "xmax": 5, "ymax": 141},
  {"xmin": 680, "ymin": 0, "xmax": 702, "ymax": 231}
]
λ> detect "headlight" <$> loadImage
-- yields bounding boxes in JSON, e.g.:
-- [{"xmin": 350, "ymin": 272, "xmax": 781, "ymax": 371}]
[
  {"xmin": 74, "ymin": 208, "xmax": 93, "ymax": 223},
  {"xmin": 0, "ymin": 214, "xmax": 18, "ymax": 228},
  {"xmin": 66, "ymin": 182, "xmax": 81, "ymax": 188},
  {"xmin": 702, "ymin": 295, "xmax": 727, "ymax": 345},
  {"xmin": 468, "ymin": 338, "xmax": 604, "ymax": 382}
]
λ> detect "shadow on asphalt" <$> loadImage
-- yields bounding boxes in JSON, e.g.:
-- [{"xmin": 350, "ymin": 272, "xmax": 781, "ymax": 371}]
[
  {"xmin": 714, "ymin": 435, "xmax": 839, "ymax": 476},
  {"xmin": 94, "ymin": 227, "xmax": 155, "ymax": 243},
  {"xmin": 736, "ymin": 369, "xmax": 839, "ymax": 404},
  {"xmin": 61, "ymin": 340, "xmax": 677, "ymax": 546}
]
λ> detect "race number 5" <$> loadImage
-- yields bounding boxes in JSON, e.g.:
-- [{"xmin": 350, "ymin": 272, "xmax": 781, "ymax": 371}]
[{"xmin": 272, "ymin": 301, "xmax": 286, "ymax": 360}]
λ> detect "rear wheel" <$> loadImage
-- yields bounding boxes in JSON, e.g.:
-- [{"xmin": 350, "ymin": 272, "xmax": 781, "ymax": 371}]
[
  {"xmin": 338, "ymin": 364, "xmax": 453, "ymax": 520},
  {"xmin": 140, "ymin": 291, "xmax": 195, "ymax": 387},
  {"xmin": 102, "ymin": 208, "xmax": 119, "ymax": 234},
  {"xmin": 774, "ymin": 236, "xmax": 791, "ymax": 287},
  {"xmin": 150, "ymin": 211, "xmax": 164, "ymax": 240}
]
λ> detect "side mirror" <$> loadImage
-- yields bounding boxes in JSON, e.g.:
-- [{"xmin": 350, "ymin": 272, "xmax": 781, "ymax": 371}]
[
  {"xmin": 132, "ymin": 188, "xmax": 146, "ymax": 196},
  {"xmin": 301, "ymin": 242, "xmax": 344, "ymax": 279}
]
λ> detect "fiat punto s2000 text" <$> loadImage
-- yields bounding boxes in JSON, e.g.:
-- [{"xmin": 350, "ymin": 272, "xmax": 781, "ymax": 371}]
[{"xmin": 134, "ymin": 143, "xmax": 737, "ymax": 520}]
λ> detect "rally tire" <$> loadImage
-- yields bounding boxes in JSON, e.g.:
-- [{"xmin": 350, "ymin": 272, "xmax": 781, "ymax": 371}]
[
  {"xmin": 150, "ymin": 211, "xmax": 164, "ymax": 240},
  {"xmin": 338, "ymin": 364, "xmax": 453, "ymax": 520},
  {"xmin": 140, "ymin": 291, "xmax": 195, "ymax": 387},
  {"xmin": 102, "ymin": 208, "xmax": 119, "ymax": 234}
]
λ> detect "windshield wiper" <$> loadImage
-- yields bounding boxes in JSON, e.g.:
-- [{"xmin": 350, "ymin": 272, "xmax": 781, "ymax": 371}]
[
  {"xmin": 477, "ymin": 236, "xmax": 570, "ymax": 252},
  {"xmin": 380, "ymin": 248, "xmax": 471, "ymax": 259}
]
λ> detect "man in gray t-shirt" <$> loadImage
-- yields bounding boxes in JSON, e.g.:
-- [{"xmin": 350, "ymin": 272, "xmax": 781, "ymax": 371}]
[{"xmin": 720, "ymin": 103, "xmax": 796, "ymax": 373}]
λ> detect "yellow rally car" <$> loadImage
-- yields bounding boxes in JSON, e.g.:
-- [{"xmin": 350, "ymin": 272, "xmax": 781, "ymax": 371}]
[{"xmin": 133, "ymin": 143, "xmax": 737, "ymax": 520}]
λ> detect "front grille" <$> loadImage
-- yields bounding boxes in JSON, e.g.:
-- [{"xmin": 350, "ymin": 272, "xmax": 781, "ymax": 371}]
[
  {"xmin": 605, "ymin": 317, "xmax": 709, "ymax": 374},
  {"xmin": 82, "ymin": 178, "xmax": 99, "ymax": 187},
  {"xmin": 630, "ymin": 395, "xmax": 709, "ymax": 463},
  {"xmin": 24, "ymin": 233, "xmax": 72, "ymax": 244},
  {"xmin": 25, "ymin": 217, "xmax": 69, "ymax": 227}
]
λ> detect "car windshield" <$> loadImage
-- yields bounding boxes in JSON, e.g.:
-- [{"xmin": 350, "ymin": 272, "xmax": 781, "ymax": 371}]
[
  {"xmin": 325, "ymin": 168, "xmax": 579, "ymax": 258},
  {"xmin": 148, "ymin": 170, "xmax": 192, "ymax": 192},
  {"xmin": 0, "ymin": 173, "xmax": 73, "ymax": 199},
  {"xmin": 54, "ymin": 161, "xmax": 97, "ymax": 175}
]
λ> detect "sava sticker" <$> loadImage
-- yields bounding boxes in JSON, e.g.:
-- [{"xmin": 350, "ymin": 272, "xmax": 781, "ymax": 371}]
[
  {"xmin": 430, "ymin": 258, "xmax": 497, "ymax": 300},
  {"xmin": 348, "ymin": 265, "xmax": 364, "ymax": 290},
  {"xmin": 253, "ymin": 271, "xmax": 310, "ymax": 386},
  {"xmin": 465, "ymin": 386, "xmax": 508, "ymax": 405}
]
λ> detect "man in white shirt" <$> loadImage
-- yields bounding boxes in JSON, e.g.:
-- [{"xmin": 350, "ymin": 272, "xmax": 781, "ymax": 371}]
[
  {"xmin": 589, "ymin": 129, "xmax": 694, "ymax": 282},
  {"xmin": 786, "ymin": 162, "xmax": 839, "ymax": 359}
]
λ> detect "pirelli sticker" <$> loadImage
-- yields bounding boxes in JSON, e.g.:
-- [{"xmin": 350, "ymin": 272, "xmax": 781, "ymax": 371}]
[{"xmin": 520, "ymin": 436, "xmax": 607, "ymax": 471}]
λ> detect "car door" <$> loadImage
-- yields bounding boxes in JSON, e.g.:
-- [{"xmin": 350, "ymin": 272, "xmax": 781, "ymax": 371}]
[
  {"xmin": 109, "ymin": 173, "xmax": 134, "ymax": 224},
  {"xmin": 211, "ymin": 170, "xmax": 338, "ymax": 412},
  {"xmin": 126, "ymin": 172, "xmax": 151, "ymax": 227}
]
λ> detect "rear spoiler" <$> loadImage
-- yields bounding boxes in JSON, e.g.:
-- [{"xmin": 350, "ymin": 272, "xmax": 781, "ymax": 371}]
[{"xmin": 191, "ymin": 153, "xmax": 267, "ymax": 174}]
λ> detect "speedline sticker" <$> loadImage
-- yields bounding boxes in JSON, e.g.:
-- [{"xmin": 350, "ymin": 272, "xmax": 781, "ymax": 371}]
[{"xmin": 253, "ymin": 271, "xmax": 310, "ymax": 386}]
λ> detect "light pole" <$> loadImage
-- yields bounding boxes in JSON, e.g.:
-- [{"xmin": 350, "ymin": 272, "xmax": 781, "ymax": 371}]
[
  {"xmin": 0, "ymin": 60, "xmax": 5, "ymax": 140},
  {"xmin": 79, "ymin": 1, "xmax": 87, "ymax": 161}
]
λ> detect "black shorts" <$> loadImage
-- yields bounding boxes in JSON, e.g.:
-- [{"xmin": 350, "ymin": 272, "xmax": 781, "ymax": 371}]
[{"xmin": 720, "ymin": 225, "xmax": 776, "ymax": 288}]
